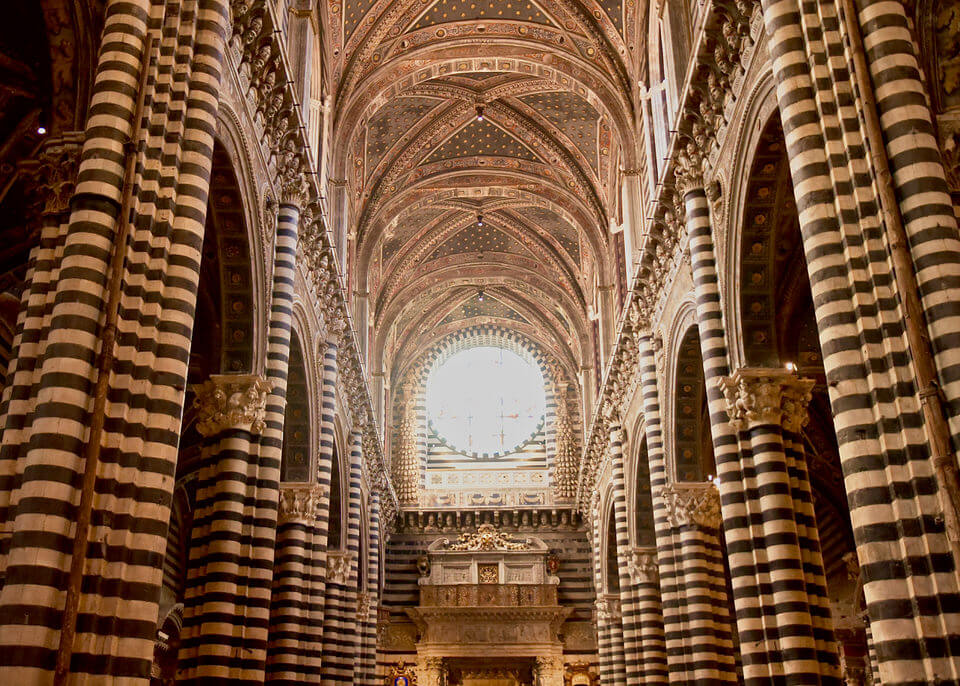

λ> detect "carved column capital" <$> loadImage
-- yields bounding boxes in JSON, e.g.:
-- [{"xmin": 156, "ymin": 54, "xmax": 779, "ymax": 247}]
[
  {"xmin": 278, "ymin": 483, "xmax": 324, "ymax": 524},
  {"xmin": 192, "ymin": 374, "xmax": 273, "ymax": 436},
  {"xmin": 674, "ymin": 141, "xmax": 705, "ymax": 197},
  {"xmin": 356, "ymin": 590, "xmax": 371, "ymax": 618},
  {"xmin": 595, "ymin": 595, "xmax": 621, "ymax": 621},
  {"xmin": 661, "ymin": 483, "xmax": 721, "ymax": 530},
  {"xmin": 627, "ymin": 546, "xmax": 659, "ymax": 584},
  {"xmin": 326, "ymin": 550, "xmax": 354, "ymax": 584},
  {"xmin": 717, "ymin": 368, "xmax": 815, "ymax": 432},
  {"xmin": 18, "ymin": 131, "xmax": 85, "ymax": 223}
]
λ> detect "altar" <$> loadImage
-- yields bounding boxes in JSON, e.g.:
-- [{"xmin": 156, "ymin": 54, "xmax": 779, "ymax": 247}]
[{"xmin": 406, "ymin": 524, "xmax": 570, "ymax": 686}]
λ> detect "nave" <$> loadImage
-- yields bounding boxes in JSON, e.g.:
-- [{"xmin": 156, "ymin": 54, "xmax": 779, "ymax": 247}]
[{"xmin": 0, "ymin": 1, "xmax": 959, "ymax": 685}]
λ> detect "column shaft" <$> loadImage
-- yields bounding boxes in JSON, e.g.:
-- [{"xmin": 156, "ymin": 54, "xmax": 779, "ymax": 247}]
[
  {"xmin": 268, "ymin": 484, "xmax": 324, "ymax": 683},
  {"xmin": 610, "ymin": 425, "xmax": 642, "ymax": 685},
  {"xmin": 636, "ymin": 333, "xmax": 686, "ymax": 683},
  {"xmin": 684, "ymin": 186, "xmax": 771, "ymax": 682},
  {"xmin": 320, "ymin": 429, "xmax": 363, "ymax": 685},
  {"xmin": 179, "ymin": 375, "xmax": 275, "ymax": 682},
  {"xmin": 0, "ymin": 1, "xmax": 231, "ymax": 681},
  {"xmin": 759, "ymin": 1, "xmax": 960, "ymax": 680}
]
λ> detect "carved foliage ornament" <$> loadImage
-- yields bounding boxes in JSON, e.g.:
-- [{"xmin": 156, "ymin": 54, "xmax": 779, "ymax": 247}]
[
  {"xmin": 717, "ymin": 368, "xmax": 814, "ymax": 433},
  {"xmin": 326, "ymin": 551, "xmax": 353, "ymax": 585},
  {"xmin": 447, "ymin": 523, "xmax": 529, "ymax": 551},
  {"xmin": 192, "ymin": 374, "xmax": 273, "ymax": 436},
  {"xmin": 278, "ymin": 484, "xmax": 324, "ymax": 523},
  {"xmin": 626, "ymin": 547, "xmax": 659, "ymax": 584},
  {"xmin": 19, "ymin": 132, "xmax": 85, "ymax": 221},
  {"xmin": 661, "ymin": 483, "xmax": 721, "ymax": 530}
]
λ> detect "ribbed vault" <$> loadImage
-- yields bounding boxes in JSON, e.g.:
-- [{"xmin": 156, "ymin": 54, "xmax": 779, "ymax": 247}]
[{"xmin": 331, "ymin": 0, "xmax": 641, "ymax": 452}]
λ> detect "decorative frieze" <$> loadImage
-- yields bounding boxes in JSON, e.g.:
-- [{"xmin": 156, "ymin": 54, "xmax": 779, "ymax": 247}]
[
  {"xmin": 192, "ymin": 374, "xmax": 273, "ymax": 436},
  {"xmin": 717, "ymin": 368, "xmax": 815, "ymax": 433},
  {"xmin": 398, "ymin": 507, "xmax": 580, "ymax": 534},
  {"xmin": 661, "ymin": 483, "xmax": 721, "ymax": 530},
  {"xmin": 277, "ymin": 483, "xmax": 324, "ymax": 523}
]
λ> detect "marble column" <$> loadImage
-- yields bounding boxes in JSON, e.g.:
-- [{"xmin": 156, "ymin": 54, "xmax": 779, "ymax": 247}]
[
  {"xmin": 267, "ymin": 483, "xmax": 325, "ymax": 682},
  {"xmin": 179, "ymin": 374, "xmax": 276, "ymax": 682},
  {"xmin": 717, "ymin": 368, "xmax": 840, "ymax": 683},
  {"xmin": 534, "ymin": 655, "xmax": 565, "ymax": 686},
  {"xmin": 416, "ymin": 656, "xmax": 445, "ymax": 686}
]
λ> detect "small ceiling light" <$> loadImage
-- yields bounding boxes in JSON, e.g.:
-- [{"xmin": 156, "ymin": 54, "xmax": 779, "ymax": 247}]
[
  {"xmin": 476, "ymin": 104, "xmax": 485, "ymax": 121},
  {"xmin": 477, "ymin": 289, "xmax": 485, "ymax": 302},
  {"xmin": 477, "ymin": 213, "xmax": 484, "ymax": 227},
  {"xmin": 36, "ymin": 111, "xmax": 48, "ymax": 136}
]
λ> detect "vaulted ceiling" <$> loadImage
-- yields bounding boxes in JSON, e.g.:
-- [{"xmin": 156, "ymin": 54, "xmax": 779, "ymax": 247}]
[{"xmin": 330, "ymin": 0, "xmax": 643, "ymax": 387}]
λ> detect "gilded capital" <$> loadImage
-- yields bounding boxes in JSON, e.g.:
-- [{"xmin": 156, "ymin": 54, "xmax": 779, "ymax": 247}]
[
  {"xmin": 717, "ymin": 368, "xmax": 814, "ymax": 432},
  {"xmin": 192, "ymin": 374, "xmax": 273, "ymax": 437},
  {"xmin": 278, "ymin": 483, "xmax": 324, "ymax": 524}
]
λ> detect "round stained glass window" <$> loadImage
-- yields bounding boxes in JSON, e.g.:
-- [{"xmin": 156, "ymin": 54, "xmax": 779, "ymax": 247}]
[{"xmin": 426, "ymin": 346, "xmax": 546, "ymax": 457}]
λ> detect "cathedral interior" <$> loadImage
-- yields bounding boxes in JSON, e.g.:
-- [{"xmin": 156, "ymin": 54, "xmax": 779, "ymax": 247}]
[{"xmin": 1, "ymin": 0, "xmax": 960, "ymax": 685}]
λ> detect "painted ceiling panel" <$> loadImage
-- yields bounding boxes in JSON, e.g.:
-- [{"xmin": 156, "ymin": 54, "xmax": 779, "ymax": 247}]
[
  {"xmin": 425, "ymin": 118, "xmax": 543, "ymax": 164},
  {"xmin": 367, "ymin": 96, "xmax": 443, "ymax": 171},
  {"xmin": 428, "ymin": 225, "xmax": 529, "ymax": 260},
  {"xmin": 383, "ymin": 207, "xmax": 447, "ymax": 257},
  {"xmin": 598, "ymin": 0, "xmax": 623, "ymax": 34},
  {"xmin": 344, "ymin": 0, "xmax": 378, "ymax": 39},
  {"xmin": 518, "ymin": 91, "xmax": 599, "ymax": 174},
  {"xmin": 439, "ymin": 294, "xmax": 530, "ymax": 325},
  {"xmin": 513, "ymin": 206, "xmax": 581, "ymax": 264},
  {"xmin": 410, "ymin": 0, "xmax": 557, "ymax": 30}
]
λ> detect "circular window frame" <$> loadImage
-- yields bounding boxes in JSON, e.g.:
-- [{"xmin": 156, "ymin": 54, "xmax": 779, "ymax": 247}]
[{"xmin": 424, "ymin": 342, "xmax": 548, "ymax": 459}]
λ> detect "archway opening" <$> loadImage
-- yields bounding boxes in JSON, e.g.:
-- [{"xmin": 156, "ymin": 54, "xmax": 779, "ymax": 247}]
[{"xmin": 738, "ymin": 113, "xmax": 861, "ymax": 677}]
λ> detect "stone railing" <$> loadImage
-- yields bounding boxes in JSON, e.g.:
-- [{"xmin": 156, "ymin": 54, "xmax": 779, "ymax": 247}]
[{"xmin": 420, "ymin": 584, "xmax": 559, "ymax": 607}]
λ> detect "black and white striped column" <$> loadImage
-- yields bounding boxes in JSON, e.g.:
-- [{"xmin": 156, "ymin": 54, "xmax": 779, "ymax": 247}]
[
  {"xmin": 635, "ymin": 331, "xmax": 689, "ymax": 683},
  {"xmin": 178, "ymin": 374, "xmax": 275, "ymax": 682},
  {"xmin": 357, "ymin": 488, "xmax": 381, "ymax": 686},
  {"xmin": 681, "ymin": 183, "xmax": 754, "ymax": 682},
  {"xmin": 268, "ymin": 484, "xmax": 324, "ymax": 683},
  {"xmin": 760, "ymin": 1, "xmax": 960, "ymax": 680},
  {"xmin": 609, "ymin": 422, "xmax": 642, "ymax": 685},
  {"xmin": 0, "ymin": 0, "xmax": 231, "ymax": 680},
  {"xmin": 320, "ymin": 428, "xmax": 364, "ymax": 685},
  {"xmin": 718, "ymin": 369, "xmax": 841, "ymax": 683}
]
